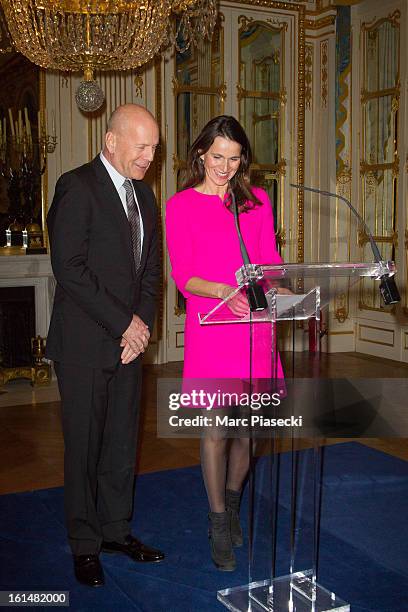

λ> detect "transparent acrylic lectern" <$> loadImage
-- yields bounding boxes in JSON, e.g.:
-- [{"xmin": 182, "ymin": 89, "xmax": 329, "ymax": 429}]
[{"xmin": 198, "ymin": 261, "xmax": 396, "ymax": 612}]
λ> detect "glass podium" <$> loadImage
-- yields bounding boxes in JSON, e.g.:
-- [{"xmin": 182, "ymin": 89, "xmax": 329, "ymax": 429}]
[{"xmin": 198, "ymin": 261, "xmax": 396, "ymax": 612}]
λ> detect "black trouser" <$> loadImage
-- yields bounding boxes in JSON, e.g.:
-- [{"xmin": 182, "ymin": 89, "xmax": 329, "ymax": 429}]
[{"xmin": 54, "ymin": 359, "xmax": 142, "ymax": 555}]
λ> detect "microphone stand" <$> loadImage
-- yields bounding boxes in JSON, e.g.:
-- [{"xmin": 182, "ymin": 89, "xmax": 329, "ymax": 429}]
[
  {"xmin": 290, "ymin": 184, "xmax": 400, "ymax": 306},
  {"xmin": 231, "ymin": 190, "xmax": 268, "ymax": 311}
]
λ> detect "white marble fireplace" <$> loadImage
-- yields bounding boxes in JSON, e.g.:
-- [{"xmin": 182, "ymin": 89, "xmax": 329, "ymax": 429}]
[{"xmin": 0, "ymin": 254, "xmax": 55, "ymax": 340}]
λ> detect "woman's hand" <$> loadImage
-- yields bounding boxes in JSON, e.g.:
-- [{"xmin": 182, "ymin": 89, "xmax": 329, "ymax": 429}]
[
  {"xmin": 219, "ymin": 284, "xmax": 250, "ymax": 317},
  {"xmin": 276, "ymin": 286, "xmax": 294, "ymax": 295},
  {"xmin": 184, "ymin": 277, "xmax": 250, "ymax": 316},
  {"xmin": 265, "ymin": 279, "xmax": 293, "ymax": 295}
]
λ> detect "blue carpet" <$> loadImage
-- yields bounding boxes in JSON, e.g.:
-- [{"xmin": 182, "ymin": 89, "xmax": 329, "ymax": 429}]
[{"xmin": 0, "ymin": 442, "xmax": 408, "ymax": 611}]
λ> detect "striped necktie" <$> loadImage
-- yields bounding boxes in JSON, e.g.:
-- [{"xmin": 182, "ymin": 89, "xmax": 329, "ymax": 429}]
[{"xmin": 123, "ymin": 179, "xmax": 141, "ymax": 270}]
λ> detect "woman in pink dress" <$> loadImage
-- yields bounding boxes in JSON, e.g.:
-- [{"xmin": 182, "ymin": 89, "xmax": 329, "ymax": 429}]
[{"xmin": 166, "ymin": 116, "xmax": 283, "ymax": 571}]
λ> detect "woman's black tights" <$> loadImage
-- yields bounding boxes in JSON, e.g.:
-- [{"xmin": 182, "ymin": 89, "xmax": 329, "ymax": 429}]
[{"xmin": 200, "ymin": 436, "xmax": 250, "ymax": 512}]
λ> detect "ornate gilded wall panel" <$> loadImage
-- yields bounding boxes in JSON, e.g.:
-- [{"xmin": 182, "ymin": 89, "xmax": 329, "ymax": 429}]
[
  {"xmin": 320, "ymin": 39, "xmax": 328, "ymax": 108},
  {"xmin": 305, "ymin": 43, "xmax": 313, "ymax": 109},
  {"xmin": 334, "ymin": 5, "xmax": 352, "ymax": 323}
]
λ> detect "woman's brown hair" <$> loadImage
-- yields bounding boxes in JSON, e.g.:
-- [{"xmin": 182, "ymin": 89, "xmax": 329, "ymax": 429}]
[{"xmin": 182, "ymin": 115, "xmax": 262, "ymax": 212}]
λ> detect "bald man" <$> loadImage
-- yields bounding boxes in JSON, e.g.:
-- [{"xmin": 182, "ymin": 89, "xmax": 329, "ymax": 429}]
[{"xmin": 46, "ymin": 104, "xmax": 164, "ymax": 587}]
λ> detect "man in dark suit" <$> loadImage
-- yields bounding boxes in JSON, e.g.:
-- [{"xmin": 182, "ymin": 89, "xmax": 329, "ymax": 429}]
[{"xmin": 46, "ymin": 104, "xmax": 164, "ymax": 587}]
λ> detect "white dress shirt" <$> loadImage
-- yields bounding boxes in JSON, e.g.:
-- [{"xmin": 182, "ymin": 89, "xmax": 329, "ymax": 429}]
[{"xmin": 99, "ymin": 152, "xmax": 144, "ymax": 250}]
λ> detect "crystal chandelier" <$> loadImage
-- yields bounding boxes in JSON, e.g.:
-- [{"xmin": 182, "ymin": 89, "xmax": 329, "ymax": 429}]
[{"xmin": 1, "ymin": 0, "xmax": 217, "ymax": 111}]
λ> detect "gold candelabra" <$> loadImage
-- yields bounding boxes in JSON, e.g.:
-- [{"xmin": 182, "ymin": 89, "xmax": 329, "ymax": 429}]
[
  {"xmin": 0, "ymin": 108, "xmax": 57, "ymax": 169},
  {"xmin": 1, "ymin": 107, "xmax": 57, "ymax": 252}
]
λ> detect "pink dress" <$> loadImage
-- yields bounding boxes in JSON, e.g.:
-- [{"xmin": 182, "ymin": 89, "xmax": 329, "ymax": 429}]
[{"xmin": 165, "ymin": 186, "xmax": 283, "ymax": 380}]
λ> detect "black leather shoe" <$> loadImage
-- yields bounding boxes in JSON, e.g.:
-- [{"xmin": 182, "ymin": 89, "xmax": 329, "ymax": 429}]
[
  {"xmin": 102, "ymin": 535, "xmax": 164, "ymax": 563},
  {"xmin": 73, "ymin": 554, "xmax": 104, "ymax": 587}
]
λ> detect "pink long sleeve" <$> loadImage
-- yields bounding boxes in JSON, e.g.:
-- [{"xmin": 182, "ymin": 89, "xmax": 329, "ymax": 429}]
[{"xmin": 165, "ymin": 192, "xmax": 193, "ymax": 297}]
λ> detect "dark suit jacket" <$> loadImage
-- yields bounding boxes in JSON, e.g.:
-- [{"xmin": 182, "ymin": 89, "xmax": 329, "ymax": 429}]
[{"xmin": 45, "ymin": 155, "xmax": 160, "ymax": 368}]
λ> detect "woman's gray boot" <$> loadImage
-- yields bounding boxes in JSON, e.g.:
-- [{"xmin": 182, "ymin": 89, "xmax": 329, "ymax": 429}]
[
  {"xmin": 226, "ymin": 488, "xmax": 243, "ymax": 547},
  {"xmin": 208, "ymin": 511, "xmax": 236, "ymax": 571}
]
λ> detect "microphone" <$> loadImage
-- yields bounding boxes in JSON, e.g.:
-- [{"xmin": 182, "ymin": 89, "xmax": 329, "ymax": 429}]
[
  {"xmin": 230, "ymin": 190, "xmax": 267, "ymax": 311},
  {"xmin": 290, "ymin": 184, "xmax": 400, "ymax": 305}
]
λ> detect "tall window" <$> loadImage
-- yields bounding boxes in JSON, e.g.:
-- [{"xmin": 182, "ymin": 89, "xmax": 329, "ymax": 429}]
[
  {"xmin": 360, "ymin": 11, "xmax": 400, "ymax": 310},
  {"xmin": 173, "ymin": 18, "xmax": 224, "ymax": 189},
  {"xmin": 172, "ymin": 18, "xmax": 225, "ymax": 314},
  {"xmin": 238, "ymin": 18, "xmax": 286, "ymax": 232}
]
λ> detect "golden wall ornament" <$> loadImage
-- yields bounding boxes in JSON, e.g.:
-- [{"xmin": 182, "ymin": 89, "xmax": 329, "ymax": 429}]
[
  {"xmin": 392, "ymin": 155, "xmax": 400, "ymax": 177},
  {"xmin": 0, "ymin": 335, "xmax": 51, "ymax": 388},
  {"xmin": 1, "ymin": 0, "xmax": 217, "ymax": 112},
  {"xmin": 296, "ymin": 3, "xmax": 306, "ymax": 264},
  {"xmin": 358, "ymin": 229, "xmax": 398, "ymax": 249},
  {"xmin": 266, "ymin": 18, "xmax": 288, "ymax": 31},
  {"xmin": 253, "ymin": 158, "xmax": 287, "ymax": 177},
  {"xmin": 320, "ymin": 39, "xmax": 328, "ymax": 108},
  {"xmin": 334, "ymin": 292, "xmax": 348, "ymax": 324},
  {"xmin": 0, "ymin": 363, "xmax": 51, "ymax": 387},
  {"xmin": 360, "ymin": 158, "xmax": 399, "ymax": 177},
  {"xmin": 358, "ymin": 300, "xmax": 396, "ymax": 315},
  {"xmin": 279, "ymin": 87, "xmax": 288, "ymax": 105},
  {"xmin": 391, "ymin": 92, "xmax": 400, "ymax": 113},
  {"xmin": 361, "ymin": 9, "xmax": 401, "ymax": 34},
  {"xmin": 305, "ymin": 15, "xmax": 336, "ymax": 30},
  {"xmin": 305, "ymin": 43, "xmax": 313, "ymax": 109},
  {"xmin": 361, "ymin": 85, "xmax": 400, "ymax": 104},
  {"xmin": 238, "ymin": 14, "xmax": 254, "ymax": 32},
  {"xmin": 276, "ymin": 226, "xmax": 286, "ymax": 249},
  {"xmin": 60, "ymin": 74, "xmax": 69, "ymax": 88},
  {"xmin": 219, "ymin": 83, "xmax": 227, "ymax": 103},
  {"xmin": 174, "ymin": 300, "xmax": 187, "ymax": 317},
  {"xmin": 252, "ymin": 111, "xmax": 279, "ymax": 123},
  {"xmin": 134, "ymin": 72, "xmax": 144, "ymax": 99},
  {"xmin": 336, "ymin": 164, "xmax": 352, "ymax": 196},
  {"xmin": 236, "ymin": 83, "xmax": 283, "ymax": 103},
  {"xmin": 31, "ymin": 335, "xmax": 46, "ymax": 365},
  {"xmin": 172, "ymin": 77, "xmax": 227, "ymax": 102}
]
